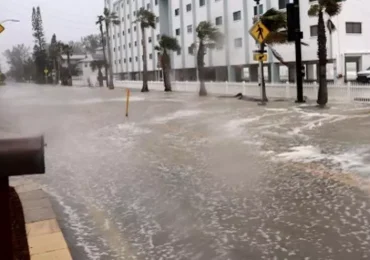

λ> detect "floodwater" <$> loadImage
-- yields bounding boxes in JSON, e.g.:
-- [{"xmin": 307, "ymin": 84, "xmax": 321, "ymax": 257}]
[{"xmin": 2, "ymin": 84, "xmax": 370, "ymax": 260}]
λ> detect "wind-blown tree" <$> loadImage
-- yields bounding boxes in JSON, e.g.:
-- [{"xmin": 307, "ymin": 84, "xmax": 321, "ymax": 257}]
[
  {"xmin": 96, "ymin": 15, "xmax": 109, "ymax": 88},
  {"xmin": 82, "ymin": 34, "xmax": 101, "ymax": 54},
  {"xmin": 90, "ymin": 59, "xmax": 106, "ymax": 87},
  {"xmin": 101, "ymin": 7, "xmax": 120, "ymax": 89},
  {"xmin": 308, "ymin": 0, "xmax": 342, "ymax": 107},
  {"xmin": 49, "ymin": 34, "xmax": 61, "ymax": 84},
  {"xmin": 154, "ymin": 35, "xmax": 181, "ymax": 92},
  {"xmin": 68, "ymin": 41, "xmax": 85, "ymax": 55},
  {"xmin": 190, "ymin": 21, "xmax": 223, "ymax": 96},
  {"xmin": 32, "ymin": 6, "xmax": 48, "ymax": 83},
  {"xmin": 135, "ymin": 8, "xmax": 156, "ymax": 92},
  {"xmin": 3, "ymin": 44, "xmax": 31, "ymax": 82},
  {"xmin": 61, "ymin": 43, "xmax": 73, "ymax": 86}
]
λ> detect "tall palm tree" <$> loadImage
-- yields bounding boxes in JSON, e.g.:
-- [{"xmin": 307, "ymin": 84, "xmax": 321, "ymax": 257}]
[
  {"xmin": 90, "ymin": 59, "xmax": 106, "ymax": 87},
  {"xmin": 61, "ymin": 43, "xmax": 73, "ymax": 86},
  {"xmin": 96, "ymin": 15, "xmax": 109, "ymax": 88},
  {"xmin": 135, "ymin": 8, "xmax": 156, "ymax": 92},
  {"xmin": 98, "ymin": 8, "xmax": 120, "ymax": 89},
  {"xmin": 308, "ymin": 0, "xmax": 342, "ymax": 107},
  {"xmin": 191, "ymin": 21, "xmax": 223, "ymax": 96},
  {"xmin": 155, "ymin": 35, "xmax": 181, "ymax": 92}
]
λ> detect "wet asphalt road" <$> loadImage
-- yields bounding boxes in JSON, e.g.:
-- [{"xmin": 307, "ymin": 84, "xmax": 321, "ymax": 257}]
[{"xmin": 2, "ymin": 84, "xmax": 370, "ymax": 260}]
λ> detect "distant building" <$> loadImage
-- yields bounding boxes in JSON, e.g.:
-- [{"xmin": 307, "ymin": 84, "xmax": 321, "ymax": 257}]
[{"xmin": 105, "ymin": 0, "xmax": 370, "ymax": 82}]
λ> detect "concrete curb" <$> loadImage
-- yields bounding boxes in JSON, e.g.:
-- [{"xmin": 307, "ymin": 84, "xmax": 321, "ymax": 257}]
[{"xmin": 10, "ymin": 178, "xmax": 72, "ymax": 260}]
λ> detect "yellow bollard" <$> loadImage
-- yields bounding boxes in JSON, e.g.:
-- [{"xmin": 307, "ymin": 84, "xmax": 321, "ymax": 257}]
[{"xmin": 125, "ymin": 89, "xmax": 130, "ymax": 117}]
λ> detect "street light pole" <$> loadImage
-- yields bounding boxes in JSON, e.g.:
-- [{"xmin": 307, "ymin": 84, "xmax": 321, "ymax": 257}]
[
  {"xmin": 254, "ymin": 0, "xmax": 266, "ymax": 105},
  {"xmin": 0, "ymin": 19, "xmax": 20, "ymax": 24}
]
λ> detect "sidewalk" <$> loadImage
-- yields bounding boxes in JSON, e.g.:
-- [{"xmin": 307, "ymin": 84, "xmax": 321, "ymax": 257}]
[{"xmin": 10, "ymin": 178, "xmax": 72, "ymax": 260}]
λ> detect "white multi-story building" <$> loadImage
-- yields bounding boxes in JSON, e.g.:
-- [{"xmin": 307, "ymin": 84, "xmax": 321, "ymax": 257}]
[{"xmin": 105, "ymin": 0, "xmax": 370, "ymax": 82}]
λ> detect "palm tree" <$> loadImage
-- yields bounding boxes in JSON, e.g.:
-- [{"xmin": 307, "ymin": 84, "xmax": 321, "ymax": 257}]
[
  {"xmin": 135, "ymin": 8, "xmax": 156, "ymax": 92},
  {"xmin": 191, "ymin": 21, "xmax": 223, "ymax": 96},
  {"xmin": 96, "ymin": 15, "xmax": 109, "ymax": 88},
  {"xmin": 61, "ymin": 43, "xmax": 73, "ymax": 86},
  {"xmin": 97, "ymin": 8, "xmax": 120, "ymax": 89},
  {"xmin": 154, "ymin": 35, "xmax": 181, "ymax": 92},
  {"xmin": 90, "ymin": 60, "xmax": 106, "ymax": 87},
  {"xmin": 308, "ymin": 0, "xmax": 342, "ymax": 107}
]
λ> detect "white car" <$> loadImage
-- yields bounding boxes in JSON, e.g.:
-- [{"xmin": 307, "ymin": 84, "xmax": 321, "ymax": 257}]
[{"xmin": 356, "ymin": 67, "xmax": 370, "ymax": 83}]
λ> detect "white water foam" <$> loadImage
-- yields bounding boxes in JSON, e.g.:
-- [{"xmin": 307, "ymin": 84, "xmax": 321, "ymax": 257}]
[
  {"xmin": 117, "ymin": 122, "xmax": 151, "ymax": 135},
  {"xmin": 71, "ymin": 96, "xmax": 145, "ymax": 105},
  {"xmin": 224, "ymin": 116, "xmax": 261, "ymax": 133},
  {"xmin": 274, "ymin": 145, "xmax": 370, "ymax": 176},
  {"xmin": 150, "ymin": 110, "xmax": 203, "ymax": 124}
]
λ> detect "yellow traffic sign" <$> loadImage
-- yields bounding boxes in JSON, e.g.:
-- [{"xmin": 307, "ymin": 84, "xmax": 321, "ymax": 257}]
[
  {"xmin": 249, "ymin": 21, "xmax": 270, "ymax": 44},
  {"xmin": 254, "ymin": 53, "xmax": 268, "ymax": 62},
  {"xmin": 44, "ymin": 68, "xmax": 48, "ymax": 75},
  {"xmin": 0, "ymin": 24, "xmax": 5, "ymax": 34}
]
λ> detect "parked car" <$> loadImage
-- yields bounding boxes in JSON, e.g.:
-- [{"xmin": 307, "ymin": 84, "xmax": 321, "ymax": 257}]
[{"xmin": 357, "ymin": 67, "xmax": 370, "ymax": 83}]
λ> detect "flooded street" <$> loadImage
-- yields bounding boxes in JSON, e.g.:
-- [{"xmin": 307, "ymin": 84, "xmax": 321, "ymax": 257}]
[{"xmin": 2, "ymin": 84, "xmax": 370, "ymax": 259}]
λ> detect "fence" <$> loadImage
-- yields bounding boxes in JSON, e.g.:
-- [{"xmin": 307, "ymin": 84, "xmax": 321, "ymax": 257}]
[{"xmin": 113, "ymin": 80, "xmax": 370, "ymax": 103}]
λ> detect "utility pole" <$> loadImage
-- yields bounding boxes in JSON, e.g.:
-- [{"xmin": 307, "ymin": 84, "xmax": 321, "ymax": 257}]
[{"xmin": 287, "ymin": 0, "xmax": 305, "ymax": 103}]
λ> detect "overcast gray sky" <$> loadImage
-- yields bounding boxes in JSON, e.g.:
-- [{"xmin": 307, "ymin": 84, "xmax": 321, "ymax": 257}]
[{"xmin": 0, "ymin": 0, "xmax": 104, "ymax": 70}]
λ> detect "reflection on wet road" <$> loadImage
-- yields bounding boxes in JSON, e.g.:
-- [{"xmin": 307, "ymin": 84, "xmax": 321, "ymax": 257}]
[{"xmin": 2, "ymin": 85, "xmax": 370, "ymax": 259}]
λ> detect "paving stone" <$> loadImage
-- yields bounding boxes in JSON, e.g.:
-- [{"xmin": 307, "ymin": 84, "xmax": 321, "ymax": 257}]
[
  {"xmin": 29, "ymin": 232, "xmax": 68, "ymax": 256},
  {"xmin": 24, "ymin": 206, "xmax": 56, "ymax": 223},
  {"xmin": 30, "ymin": 249, "xmax": 72, "ymax": 260},
  {"xmin": 22, "ymin": 198, "xmax": 52, "ymax": 211},
  {"xmin": 26, "ymin": 219, "xmax": 61, "ymax": 238},
  {"xmin": 18, "ymin": 189, "xmax": 47, "ymax": 202}
]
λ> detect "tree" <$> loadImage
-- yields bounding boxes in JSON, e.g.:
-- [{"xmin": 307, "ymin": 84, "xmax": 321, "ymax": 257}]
[
  {"xmin": 68, "ymin": 41, "xmax": 85, "ymax": 55},
  {"xmin": 155, "ymin": 35, "xmax": 181, "ymax": 92},
  {"xmin": 32, "ymin": 6, "xmax": 48, "ymax": 83},
  {"xmin": 135, "ymin": 8, "xmax": 156, "ymax": 92},
  {"xmin": 308, "ymin": 0, "xmax": 342, "ymax": 107},
  {"xmin": 3, "ymin": 44, "xmax": 32, "ymax": 82},
  {"xmin": 99, "ymin": 7, "xmax": 120, "ymax": 89},
  {"xmin": 61, "ymin": 43, "xmax": 73, "ymax": 86},
  {"xmin": 49, "ymin": 34, "xmax": 61, "ymax": 84},
  {"xmin": 96, "ymin": 15, "xmax": 109, "ymax": 88},
  {"xmin": 82, "ymin": 34, "xmax": 101, "ymax": 54},
  {"xmin": 90, "ymin": 59, "xmax": 106, "ymax": 87},
  {"xmin": 191, "ymin": 21, "xmax": 223, "ymax": 96}
]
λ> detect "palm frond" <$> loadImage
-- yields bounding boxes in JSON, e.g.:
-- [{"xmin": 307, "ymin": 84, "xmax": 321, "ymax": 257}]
[
  {"xmin": 308, "ymin": 4, "xmax": 320, "ymax": 16},
  {"xmin": 326, "ymin": 19, "xmax": 336, "ymax": 34},
  {"xmin": 324, "ymin": 0, "xmax": 342, "ymax": 16}
]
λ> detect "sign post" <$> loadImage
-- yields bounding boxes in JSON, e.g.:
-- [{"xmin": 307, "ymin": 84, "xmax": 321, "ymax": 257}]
[{"xmin": 249, "ymin": 10, "xmax": 270, "ymax": 104}]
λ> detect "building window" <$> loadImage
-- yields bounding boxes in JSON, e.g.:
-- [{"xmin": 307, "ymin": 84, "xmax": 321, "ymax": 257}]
[
  {"xmin": 124, "ymin": 58, "xmax": 126, "ymax": 63},
  {"xmin": 122, "ymin": 30, "xmax": 125, "ymax": 35},
  {"xmin": 133, "ymin": 11, "xmax": 136, "ymax": 16},
  {"xmin": 128, "ymin": 28, "xmax": 131, "ymax": 33},
  {"xmin": 186, "ymin": 4, "xmax": 192, "ymax": 12},
  {"xmin": 135, "ymin": 41, "xmax": 137, "ymax": 46},
  {"xmin": 155, "ymin": 0, "xmax": 158, "ymax": 5},
  {"xmin": 278, "ymin": 0, "xmax": 288, "ymax": 9},
  {"xmin": 149, "ymin": 53, "xmax": 153, "ymax": 59},
  {"xmin": 233, "ymin": 11, "xmax": 241, "ymax": 21},
  {"xmin": 234, "ymin": 38, "xmax": 242, "ymax": 48},
  {"xmin": 148, "ymin": 37, "xmax": 152, "ymax": 43},
  {"xmin": 177, "ymin": 49, "xmax": 181, "ymax": 55},
  {"xmin": 187, "ymin": 25, "xmax": 192, "ymax": 33},
  {"xmin": 119, "ymin": 59, "xmax": 121, "ymax": 64},
  {"xmin": 135, "ymin": 56, "xmax": 138, "ymax": 61},
  {"xmin": 147, "ymin": 3, "xmax": 150, "ymax": 9},
  {"xmin": 199, "ymin": 0, "xmax": 205, "ymax": 7},
  {"xmin": 129, "ymin": 57, "xmax": 132, "ymax": 62},
  {"xmin": 156, "ymin": 17, "xmax": 159, "ymax": 23},
  {"xmin": 114, "ymin": 47, "xmax": 116, "ymax": 52},
  {"xmin": 346, "ymin": 22, "xmax": 362, "ymax": 34},
  {"xmin": 127, "ymin": 14, "xmax": 130, "ymax": 19},
  {"xmin": 254, "ymin": 5, "xmax": 263, "ymax": 15},
  {"xmin": 310, "ymin": 25, "xmax": 318, "ymax": 37},
  {"xmin": 134, "ymin": 26, "xmax": 136, "ymax": 31},
  {"xmin": 129, "ymin": 43, "xmax": 131, "ymax": 47},
  {"xmin": 176, "ymin": 28, "xmax": 180, "ymax": 35},
  {"xmin": 175, "ymin": 8, "xmax": 179, "ymax": 16},
  {"xmin": 188, "ymin": 46, "xmax": 193, "ymax": 54},
  {"xmin": 123, "ymin": 44, "xmax": 125, "ymax": 49},
  {"xmin": 215, "ymin": 16, "xmax": 222, "ymax": 25},
  {"xmin": 157, "ymin": 34, "xmax": 160, "ymax": 40}
]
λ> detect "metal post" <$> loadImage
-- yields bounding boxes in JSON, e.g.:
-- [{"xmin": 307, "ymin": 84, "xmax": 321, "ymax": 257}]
[
  {"xmin": 294, "ymin": 0, "xmax": 305, "ymax": 103},
  {"xmin": 254, "ymin": 0, "xmax": 263, "ymax": 102}
]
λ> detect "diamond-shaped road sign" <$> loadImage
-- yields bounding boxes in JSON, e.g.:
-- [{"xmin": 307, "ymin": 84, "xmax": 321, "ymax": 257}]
[
  {"xmin": 0, "ymin": 24, "xmax": 5, "ymax": 34},
  {"xmin": 249, "ymin": 21, "xmax": 270, "ymax": 44}
]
